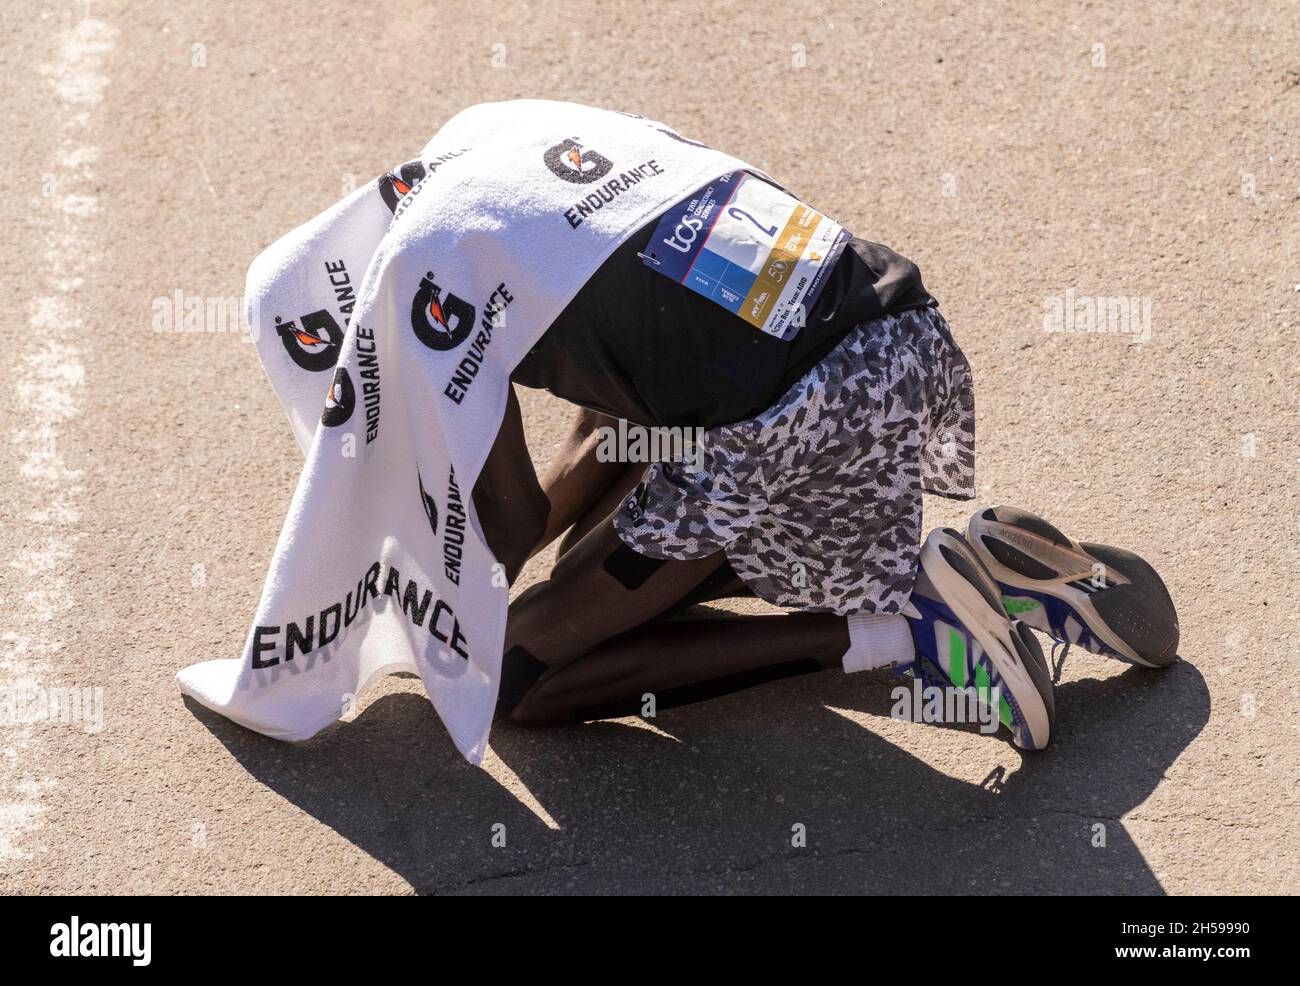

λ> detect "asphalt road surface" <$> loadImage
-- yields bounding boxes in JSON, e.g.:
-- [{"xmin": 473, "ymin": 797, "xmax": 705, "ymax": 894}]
[{"xmin": 1, "ymin": 0, "xmax": 1296, "ymax": 894}]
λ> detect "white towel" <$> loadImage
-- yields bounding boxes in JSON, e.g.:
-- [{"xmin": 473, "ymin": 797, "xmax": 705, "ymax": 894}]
[{"xmin": 177, "ymin": 100, "xmax": 759, "ymax": 763}]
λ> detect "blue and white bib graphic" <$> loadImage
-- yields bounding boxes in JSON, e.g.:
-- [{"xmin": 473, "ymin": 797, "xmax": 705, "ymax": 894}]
[{"xmin": 642, "ymin": 171, "xmax": 850, "ymax": 340}]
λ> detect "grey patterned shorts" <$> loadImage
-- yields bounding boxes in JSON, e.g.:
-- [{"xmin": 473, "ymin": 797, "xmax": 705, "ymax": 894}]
[{"xmin": 613, "ymin": 307, "xmax": 975, "ymax": 615}]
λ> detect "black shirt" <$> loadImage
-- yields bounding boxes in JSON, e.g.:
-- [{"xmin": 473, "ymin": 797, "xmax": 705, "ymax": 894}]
[{"xmin": 512, "ymin": 214, "xmax": 936, "ymax": 429}]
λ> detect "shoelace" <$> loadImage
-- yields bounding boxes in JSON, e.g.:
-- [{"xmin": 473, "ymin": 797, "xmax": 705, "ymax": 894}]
[{"xmin": 1050, "ymin": 638, "xmax": 1070, "ymax": 683}]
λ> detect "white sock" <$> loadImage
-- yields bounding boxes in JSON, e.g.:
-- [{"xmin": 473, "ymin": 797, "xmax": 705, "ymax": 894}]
[{"xmin": 841, "ymin": 612, "xmax": 916, "ymax": 673}]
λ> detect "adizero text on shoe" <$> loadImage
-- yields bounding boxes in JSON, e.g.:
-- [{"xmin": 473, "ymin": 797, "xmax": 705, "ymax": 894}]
[
  {"xmin": 905, "ymin": 528, "xmax": 1055, "ymax": 750},
  {"xmin": 967, "ymin": 506, "xmax": 1180, "ymax": 668}
]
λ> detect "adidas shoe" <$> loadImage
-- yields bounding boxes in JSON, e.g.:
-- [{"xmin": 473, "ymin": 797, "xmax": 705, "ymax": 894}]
[
  {"xmin": 903, "ymin": 527, "xmax": 1056, "ymax": 750},
  {"xmin": 967, "ymin": 506, "xmax": 1179, "ymax": 668}
]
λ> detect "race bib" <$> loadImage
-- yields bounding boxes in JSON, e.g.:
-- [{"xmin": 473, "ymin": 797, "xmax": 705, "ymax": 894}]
[{"xmin": 641, "ymin": 171, "xmax": 850, "ymax": 340}]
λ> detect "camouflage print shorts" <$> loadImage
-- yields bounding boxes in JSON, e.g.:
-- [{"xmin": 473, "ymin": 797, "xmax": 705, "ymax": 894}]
[{"xmin": 613, "ymin": 307, "xmax": 975, "ymax": 615}]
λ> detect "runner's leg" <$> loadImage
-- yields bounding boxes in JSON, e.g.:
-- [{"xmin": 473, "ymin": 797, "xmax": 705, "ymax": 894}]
[
  {"xmin": 554, "ymin": 458, "xmax": 644, "ymax": 559},
  {"xmin": 501, "ymin": 514, "xmax": 849, "ymax": 725},
  {"xmin": 511, "ymin": 607, "xmax": 849, "ymax": 726}
]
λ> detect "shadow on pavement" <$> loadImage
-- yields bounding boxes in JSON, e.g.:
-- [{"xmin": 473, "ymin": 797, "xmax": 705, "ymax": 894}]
[{"xmin": 186, "ymin": 656, "xmax": 1209, "ymax": 894}]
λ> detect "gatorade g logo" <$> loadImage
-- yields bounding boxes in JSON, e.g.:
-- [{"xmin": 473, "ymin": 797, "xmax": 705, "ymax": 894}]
[
  {"xmin": 321, "ymin": 366, "xmax": 355, "ymax": 427},
  {"xmin": 543, "ymin": 138, "xmax": 613, "ymax": 184},
  {"xmin": 275, "ymin": 310, "xmax": 343, "ymax": 372},
  {"xmin": 411, "ymin": 272, "xmax": 475, "ymax": 351},
  {"xmin": 379, "ymin": 159, "xmax": 426, "ymax": 213}
]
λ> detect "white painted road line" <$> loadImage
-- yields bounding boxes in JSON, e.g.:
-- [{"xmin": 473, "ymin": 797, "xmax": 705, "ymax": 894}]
[{"xmin": 0, "ymin": 14, "xmax": 116, "ymax": 860}]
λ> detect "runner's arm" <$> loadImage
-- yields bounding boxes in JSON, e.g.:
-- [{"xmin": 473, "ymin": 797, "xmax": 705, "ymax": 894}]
[
  {"xmin": 472, "ymin": 385, "xmax": 550, "ymax": 584},
  {"xmin": 529, "ymin": 404, "xmax": 627, "ymax": 556}
]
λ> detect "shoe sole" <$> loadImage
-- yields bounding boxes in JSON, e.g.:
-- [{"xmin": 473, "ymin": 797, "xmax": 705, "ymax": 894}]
[
  {"xmin": 918, "ymin": 527, "xmax": 1055, "ymax": 750},
  {"xmin": 967, "ymin": 506, "xmax": 1180, "ymax": 668}
]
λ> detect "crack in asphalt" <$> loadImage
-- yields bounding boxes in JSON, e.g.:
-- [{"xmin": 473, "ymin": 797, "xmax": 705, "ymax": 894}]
[{"xmin": 416, "ymin": 808, "xmax": 1154, "ymax": 892}]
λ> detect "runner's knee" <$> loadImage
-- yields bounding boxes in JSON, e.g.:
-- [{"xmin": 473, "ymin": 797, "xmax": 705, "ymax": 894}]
[
  {"xmin": 495, "ymin": 645, "xmax": 578, "ymax": 726},
  {"xmin": 495, "ymin": 644, "xmax": 550, "ymax": 721}
]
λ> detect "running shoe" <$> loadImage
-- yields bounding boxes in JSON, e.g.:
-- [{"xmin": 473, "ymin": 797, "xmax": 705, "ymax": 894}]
[
  {"xmin": 902, "ymin": 527, "xmax": 1055, "ymax": 750},
  {"xmin": 967, "ymin": 506, "xmax": 1179, "ymax": 668}
]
